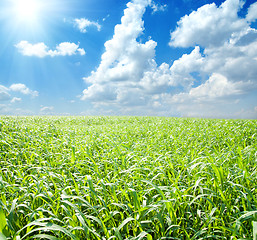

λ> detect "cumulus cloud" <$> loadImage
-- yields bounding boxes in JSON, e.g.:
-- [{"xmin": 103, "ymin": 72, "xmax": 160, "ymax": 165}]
[
  {"xmin": 49, "ymin": 42, "xmax": 86, "ymax": 56},
  {"xmin": 0, "ymin": 84, "xmax": 38, "ymax": 115},
  {"xmin": 81, "ymin": 0, "xmax": 208, "ymax": 106},
  {"xmin": 9, "ymin": 83, "xmax": 39, "ymax": 97},
  {"xmin": 11, "ymin": 97, "xmax": 22, "ymax": 103},
  {"xmin": 168, "ymin": 46, "xmax": 204, "ymax": 87},
  {"xmin": 171, "ymin": 73, "xmax": 253, "ymax": 103},
  {"xmin": 246, "ymin": 2, "xmax": 257, "ymax": 22},
  {"xmin": 15, "ymin": 41, "xmax": 85, "ymax": 58},
  {"xmin": 40, "ymin": 106, "xmax": 54, "ymax": 115},
  {"xmin": 189, "ymin": 74, "xmax": 251, "ymax": 98},
  {"xmin": 15, "ymin": 41, "xmax": 49, "ymax": 58},
  {"xmin": 169, "ymin": 0, "xmax": 247, "ymax": 48},
  {"xmin": 81, "ymin": 0, "xmax": 257, "ymax": 119},
  {"xmin": 82, "ymin": 0, "xmax": 154, "ymax": 102},
  {"xmin": 73, "ymin": 18, "xmax": 101, "ymax": 33},
  {"xmin": 0, "ymin": 83, "xmax": 38, "ymax": 100},
  {"xmin": 138, "ymin": 46, "xmax": 204, "ymax": 93}
]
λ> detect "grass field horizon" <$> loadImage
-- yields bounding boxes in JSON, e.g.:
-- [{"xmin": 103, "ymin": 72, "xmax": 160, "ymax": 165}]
[{"xmin": 0, "ymin": 116, "xmax": 256, "ymax": 239}]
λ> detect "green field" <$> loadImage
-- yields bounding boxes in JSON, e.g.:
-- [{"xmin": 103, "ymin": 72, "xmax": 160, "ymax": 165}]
[{"xmin": 0, "ymin": 116, "xmax": 257, "ymax": 239}]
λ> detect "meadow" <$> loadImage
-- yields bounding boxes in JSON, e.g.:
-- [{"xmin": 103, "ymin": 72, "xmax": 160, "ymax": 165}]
[{"xmin": 0, "ymin": 116, "xmax": 256, "ymax": 239}]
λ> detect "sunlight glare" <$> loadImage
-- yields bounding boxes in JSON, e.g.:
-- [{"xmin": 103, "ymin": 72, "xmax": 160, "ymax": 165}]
[{"xmin": 14, "ymin": 0, "xmax": 41, "ymax": 21}]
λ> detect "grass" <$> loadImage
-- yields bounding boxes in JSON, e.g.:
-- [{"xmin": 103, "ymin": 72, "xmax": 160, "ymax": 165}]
[{"xmin": 0, "ymin": 116, "xmax": 256, "ymax": 239}]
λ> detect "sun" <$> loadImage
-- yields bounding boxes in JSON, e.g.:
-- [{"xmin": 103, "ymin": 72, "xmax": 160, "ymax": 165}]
[{"xmin": 13, "ymin": 0, "xmax": 42, "ymax": 21}]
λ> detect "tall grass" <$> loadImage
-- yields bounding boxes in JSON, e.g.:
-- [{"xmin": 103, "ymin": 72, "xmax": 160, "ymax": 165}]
[{"xmin": 0, "ymin": 116, "xmax": 256, "ymax": 239}]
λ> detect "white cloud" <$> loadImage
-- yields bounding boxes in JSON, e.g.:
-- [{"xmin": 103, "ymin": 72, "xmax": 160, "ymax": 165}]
[
  {"xmin": 48, "ymin": 42, "xmax": 86, "ymax": 56},
  {"xmin": 0, "ymin": 84, "xmax": 39, "ymax": 115},
  {"xmin": 40, "ymin": 106, "xmax": 54, "ymax": 111},
  {"xmin": 81, "ymin": 0, "xmax": 257, "ymax": 119},
  {"xmin": 246, "ymin": 2, "xmax": 257, "ymax": 22},
  {"xmin": 171, "ymin": 73, "xmax": 254, "ymax": 103},
  {"xmin": 81, "ymin": 0, "xmax": 208, "ymax": 106},
  {"xmin": 139, "ymin": 62, "xmax": 173, "ymax": 94},
  {"xmin": 77, "ymin": 48, "xmax": 86, "ymax": 56},
  {"xmin": 82, "ymin": 83, "xmax": 117, "ymax": 102},
  {"xmin": 189, "ymin": 73, "xmax": 250, "ymax": 98},
  {"xmin": 103, "ymin": 14, "xmax": 110, "ymax": 22},
  {"xmin": 0, "ymin": 85, "xmax": 11, "ymax": 101},
  {"xmin": 40, "ymin": 106, "xmax": 54, "ymax": 115},
  {"xmin": 0, "ymin": 83, "xmax": 38, "ymax": 107},
  {"xmin": 164, "ymin": 93, "xmax": 257, "ymax": 119},
  {"xmin": 169, "ymin": 0, "xmax": 247, "ymax": 48},
  {"xmin": 82, "ymin": 0, "xmax": 155, "ymax": 102},
  {"xmin": 15, "ymin": 41, "xmax": 85, "ymax": 58},
  {"xmin": 150, "ymin": 2, "xmax": 167, "ymax": 13},
  {"xmin": 169, "ymin": 46, "xmax": 204, "ymax": 88},
  {"xmin": 137, "ymin": 46, "xmax": 204, "ymax": 94},
  {"xmin": 9, "ymin": 83, "xmax": 39, "ymax": 97},
  {"xmin": 15, "ymin": 41, "xmax": 49, "ymax": 58},
  {"xmin": 166, "ymin": 0, "xmax": 257, "ymax": 118},
  {"xmin": 73, "ymin": 18, "xmax": 101, "ymax": 33},
  {"xmin": 11, "ymin": 97, "xmax": 22, "ymax": 103}
]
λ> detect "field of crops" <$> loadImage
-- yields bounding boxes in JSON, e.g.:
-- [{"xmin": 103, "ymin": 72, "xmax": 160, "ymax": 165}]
[{"xmin": 0, "ymin": 116, "xmax": 256, "ymax": 239}]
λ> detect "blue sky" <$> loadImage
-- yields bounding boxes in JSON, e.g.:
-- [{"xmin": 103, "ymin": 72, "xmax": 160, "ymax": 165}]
[{"xmin": 0, "ymin": 0, "xmax": 257, "ymax": 118}]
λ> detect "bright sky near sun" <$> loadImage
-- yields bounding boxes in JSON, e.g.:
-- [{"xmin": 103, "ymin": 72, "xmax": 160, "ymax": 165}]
[{"xmin": 0, "ymin": 0, "xmax": 257, "ymax": 118}]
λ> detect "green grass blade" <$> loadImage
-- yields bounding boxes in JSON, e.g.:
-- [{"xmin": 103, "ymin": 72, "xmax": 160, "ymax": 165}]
[
  {"xmin": 0, "ymin": 209, "xmax": 7, "ymax": 233},
  {"xmin": 71, "ymin": 146, "xmax": 76, "ymax": 164},
  {"xmin": 0, "ymin": 233, "xmax": 7, "ymax": 240},
  {"xmin": 32, "ymin": 234, "xmax": 60, "ymax": 240},
  {"xmin": 253, "ymin": 222, "xmax": 257, "ymax": 240}
]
